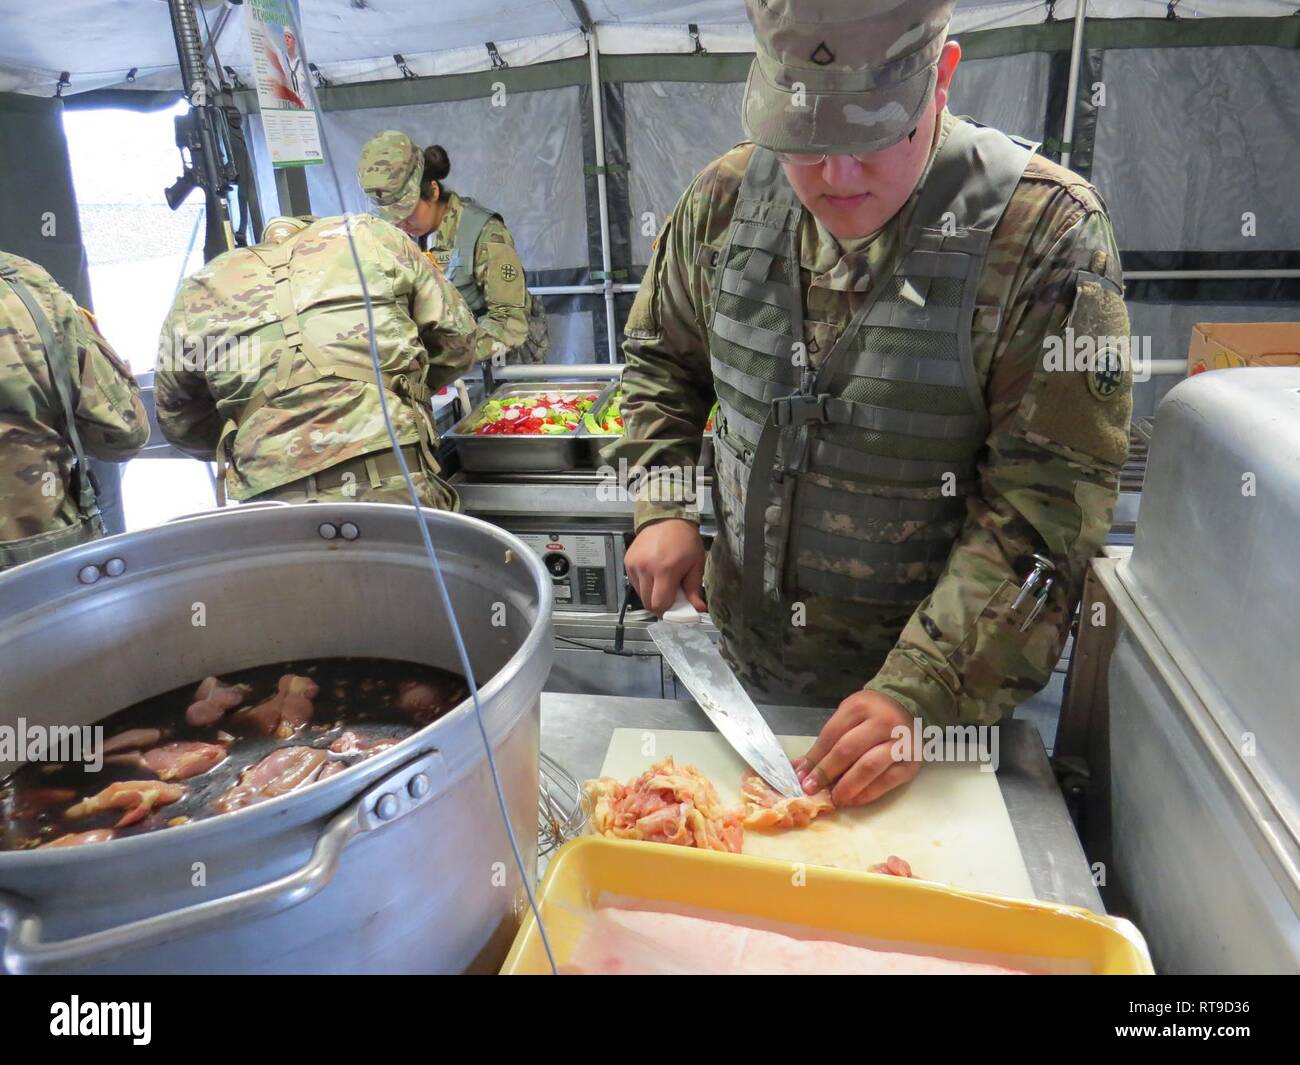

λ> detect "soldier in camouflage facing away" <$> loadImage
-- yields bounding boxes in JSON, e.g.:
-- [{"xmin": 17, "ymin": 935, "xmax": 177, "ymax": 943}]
[
  {"xmin": 0, "ymin": 251, "xmax": 148, "ymax": 572},
  {"xmin": 614, "ymin": 0, "xmax": 1133, "ymax": 806},
  {"xmin": 357, "ymin": 132, "xmax": 550, "ymax": 367},
  {"xmin": 155, "ymin": 214, "xmax": 477, "ymax": 510}
]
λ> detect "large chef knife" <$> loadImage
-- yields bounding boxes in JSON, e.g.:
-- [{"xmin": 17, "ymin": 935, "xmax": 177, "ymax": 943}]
[{"xmin": 648, "ymin": 590, "xmax": 804, "ymax": 799}]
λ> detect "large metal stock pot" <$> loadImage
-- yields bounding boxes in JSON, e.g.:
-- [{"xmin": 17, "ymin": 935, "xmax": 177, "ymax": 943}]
[{"xmin": 0, "ymin": 502, "xmax": 552, "ymax": 974}]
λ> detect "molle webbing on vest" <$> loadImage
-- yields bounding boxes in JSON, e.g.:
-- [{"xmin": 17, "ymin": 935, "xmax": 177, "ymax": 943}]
[
  {"xmin": 704, "ymin": 120, "xmax": 1035, "ymax": 616},
  {"xmin": 446, "ymin": 198, "xmax": 497, "ymax": 315}
]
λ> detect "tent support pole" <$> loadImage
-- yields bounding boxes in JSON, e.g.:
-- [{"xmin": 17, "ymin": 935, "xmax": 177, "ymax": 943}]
[
  {"xmin": 1059, "ymin": 0, "xmax": 1088, "ymax": 171},
  {"xmin": 587, "ymin": 29, "xmax": 618, "ymax": 363}
]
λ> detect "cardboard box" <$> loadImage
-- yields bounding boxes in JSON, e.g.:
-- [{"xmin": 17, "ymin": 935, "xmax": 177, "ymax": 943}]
[{"xmin": 1188, "ymin": 322, "xmax": 1300, "ymax": 376}]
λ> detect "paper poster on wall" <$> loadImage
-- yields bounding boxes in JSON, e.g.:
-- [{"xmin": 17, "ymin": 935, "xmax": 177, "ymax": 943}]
[{"xmin": 245, "ymin": 0, "xmax": 324, "ymax": 168}]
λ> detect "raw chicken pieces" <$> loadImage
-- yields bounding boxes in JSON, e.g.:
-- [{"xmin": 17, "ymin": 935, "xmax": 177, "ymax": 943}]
[
  {"xmin": 584, "ymin": 759, "xmax": 839, "ymax": 853},
  {"xmin": 142, "ymin": 741, "xmax": 227, "ymax": 782},
  {"xmin": 868, "ymin": 856, "xmax": 914, "ymax": 878},
  {"xmin": 740, "ymin": 768, "xmax": 835, "ymax": 829},
  {"xmin": 65, "ymin": 781, "xmax": 186, "ymax": 827},
  {"xmin": 585, "ymin": 757, "xmax": 744, "ymax": 853},
  {"xmin": 231, "ymin": 674, "xmax": 319, "ymax": 737},
  {"xmin": 101, "ymin": 728, "xmax": 163, "ymax": 755},
  {"xmin": 396, "ymin": 681, "xmax": 442, "ymax": 716},
  {"xmin": 329, "ymin": 731, "xmax": 399, "ymax": 757},
  {"xmin": 216, "ymin": 747, "xmax": 327, "ymax": 812},
  {"xmin": 186, "ymin": 676, "xmax": 253, "ymax": 727}
]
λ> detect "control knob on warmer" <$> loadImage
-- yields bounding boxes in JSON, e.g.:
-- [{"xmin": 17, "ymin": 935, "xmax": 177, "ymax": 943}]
[{"xmin": 543, "ymin": 552, "xmax": 571, "ymax": 579}]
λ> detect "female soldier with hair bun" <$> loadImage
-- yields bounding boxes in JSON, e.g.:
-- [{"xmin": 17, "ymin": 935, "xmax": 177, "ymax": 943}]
[{"xmin": 357, "ymin": 131, "xmax": 549, "ymax": 366}]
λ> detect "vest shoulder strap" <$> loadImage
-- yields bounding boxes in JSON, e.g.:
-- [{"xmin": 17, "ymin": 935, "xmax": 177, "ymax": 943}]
[
  {"xmin": 735, "ymin": 146, "xmax": 799, "ymax": 221},
  {"xmin": 0, "ymin": 264, "xmax": 100, "ymax": 525},
  {"xmin": 450, "ymin": 198, "xmax": 499, "ymax": 286},
  {"xmin": 908, "ymin": 118, "xmax": 1036, "ymax": 244}
]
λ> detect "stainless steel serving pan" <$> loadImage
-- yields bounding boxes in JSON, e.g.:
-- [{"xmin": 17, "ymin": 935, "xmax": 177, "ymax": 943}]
[{"xmin": 447, "ymin": 384, "xmax": 607, "ymax": 473}]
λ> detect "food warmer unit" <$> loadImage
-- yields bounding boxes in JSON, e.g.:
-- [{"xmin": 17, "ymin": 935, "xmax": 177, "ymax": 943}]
[
  {"xmin": 442, "ymin": 365, "xmax": 719, "ymax": 702},
  {"xmin": 1059, "ymin": 368, "xmax": 1300, "ymax": 973}
]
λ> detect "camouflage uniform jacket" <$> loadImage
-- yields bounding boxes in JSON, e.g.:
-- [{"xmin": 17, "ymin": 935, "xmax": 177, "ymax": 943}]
[
  {"xmin": 613, "ymin": 111, "xmax": 1133, "ymax": 725},
  {"xmin": 424, "ymin": 192, "xmax": 531, "ymax": 364},
  {"xmin": 155, "ymin": 215, "xmax": 477, "ymax": 501},
  {"xmin": 0, "ymin": 251, "xmax": 148, "ymax": 553}
]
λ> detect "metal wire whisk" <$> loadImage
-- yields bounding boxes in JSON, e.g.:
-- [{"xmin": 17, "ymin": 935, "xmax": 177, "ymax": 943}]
[{"xmin": 539, "ymin": 751, "xmax": 587, "ymax": 855}]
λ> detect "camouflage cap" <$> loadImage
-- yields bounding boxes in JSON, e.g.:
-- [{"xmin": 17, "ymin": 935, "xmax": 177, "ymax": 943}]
[
  {"xmin": 357, "ymin": 130, "xmax": 423, "ymax": 223},
  {"xmin": 742, "ymin": 0, "xmax": 955, "ymax": 155}
]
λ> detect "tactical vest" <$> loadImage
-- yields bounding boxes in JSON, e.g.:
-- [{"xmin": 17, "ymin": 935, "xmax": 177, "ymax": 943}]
[
  {"xmin": 0, "ymin": 264, "xmax": 105, "ymax": 570},
  {"xmin": 707, "ymin": 119, "xmax": 1035, "ymax": 620},
  {"xmin": 432, "ymin": 197, "xmax": 496, "ymax": 314},
  {"xmin": 429, "ymin": 197, "xmax": 549, "ymax": 365},
  {"xmin": 214, "ymin": 240, "xmax": 436, "ymax": 505}
]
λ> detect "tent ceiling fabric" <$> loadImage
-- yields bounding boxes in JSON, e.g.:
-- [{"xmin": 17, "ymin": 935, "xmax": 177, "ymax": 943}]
[{"xmin": 1, "ymin": 0, "xmax": 1294, "ymax": 96}]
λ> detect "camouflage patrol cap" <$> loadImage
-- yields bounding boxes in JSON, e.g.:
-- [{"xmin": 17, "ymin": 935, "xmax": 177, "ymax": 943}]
[
  {"xmin": 357, "ymin": 130, "xmax": 423, "ymax": 223},
  {"xmin": 742, "ymin": 0, "xmax": 956, "ymax": 155}
]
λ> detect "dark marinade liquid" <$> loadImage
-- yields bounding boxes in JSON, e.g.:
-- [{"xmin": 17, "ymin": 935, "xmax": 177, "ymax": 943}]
[{"xmin": 0, "ymin": 656, "xmax": 467, "ymax": 851}]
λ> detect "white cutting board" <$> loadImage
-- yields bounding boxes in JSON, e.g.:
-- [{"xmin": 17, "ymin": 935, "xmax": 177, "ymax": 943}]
[{"xmin": 598, "ymin": 728, "xmax": 1035, "ymax": 900}]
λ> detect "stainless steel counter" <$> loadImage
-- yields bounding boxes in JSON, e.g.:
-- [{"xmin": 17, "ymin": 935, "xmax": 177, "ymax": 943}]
[{"xmin": 540, "ymin": 692, "xmax": 1104, "ymax": 914}]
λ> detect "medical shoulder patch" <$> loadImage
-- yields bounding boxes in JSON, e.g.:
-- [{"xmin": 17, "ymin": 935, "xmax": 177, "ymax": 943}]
[
  {"xmin": 1087, "ymin": 350, "xmax": 1126, "ymax": 401},
  {"xmin": 1020, "ymin": 270, "xmax": 1133, "ymax": 466}
]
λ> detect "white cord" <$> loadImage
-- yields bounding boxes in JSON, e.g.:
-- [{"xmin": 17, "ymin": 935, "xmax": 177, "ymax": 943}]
[{"xmin": 290, "ymin": 17, "xmax": 559, "ymax": 976}]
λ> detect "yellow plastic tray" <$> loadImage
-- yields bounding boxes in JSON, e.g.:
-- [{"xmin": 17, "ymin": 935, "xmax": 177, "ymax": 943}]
[{"xmin": 502, "ymin": 836, "xmax": 1153, "ymax": 974}]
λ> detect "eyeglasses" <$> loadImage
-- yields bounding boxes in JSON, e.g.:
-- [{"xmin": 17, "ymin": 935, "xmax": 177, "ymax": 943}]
[{"xmin": 775, "ymin": 128, "xmax": 919, "ymax": 167}]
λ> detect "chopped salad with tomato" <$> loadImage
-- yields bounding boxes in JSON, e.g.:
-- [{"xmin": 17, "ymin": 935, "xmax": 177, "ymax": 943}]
[
  {"xmin": 472, "ymin": 392, "xmax": 600, "ymax": 435},
  {"xmin": 582, "ymin": 390, "xmax": 625, "ymax": 435}
]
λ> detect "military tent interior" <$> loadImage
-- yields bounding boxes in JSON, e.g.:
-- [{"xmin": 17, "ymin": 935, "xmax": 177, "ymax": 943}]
[
  {"xmin": 3, "ymin": 2, "xmax": 1297, "ymax": 386},
  {"xmin": 1, "ymin": 0, "xmax": 1300, "ymax": 983}
]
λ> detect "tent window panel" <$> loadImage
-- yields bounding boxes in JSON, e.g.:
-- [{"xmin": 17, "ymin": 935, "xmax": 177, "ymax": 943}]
[
  {"xmin": 625, "ymin": 80, "xmax": 746, "ymax": 267},
  {"xmin": 1092, "ymin": 45, "xmax": 1300, "ymax": 253},
  {"xmin": 946, "ymin": 52, "xmax": 1051, "ymax": 145},
  {"xmin": 250, "ymin": 86, "xmax": 589, "ymax": 273},
  {"xmin": 539, "ymin": 304, "xmax": 597, "ymax": 364}
]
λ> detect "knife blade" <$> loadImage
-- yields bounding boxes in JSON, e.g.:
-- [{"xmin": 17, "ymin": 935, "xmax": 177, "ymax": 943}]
[{"xmin": 648, "ymin": 590, "xmax": 804, "ymax": 800}]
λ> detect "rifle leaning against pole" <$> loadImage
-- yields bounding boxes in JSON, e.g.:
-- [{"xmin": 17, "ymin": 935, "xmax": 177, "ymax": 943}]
[{"xmin": 164, "ymin": 0, "xmax": 239, "ymax": 262}]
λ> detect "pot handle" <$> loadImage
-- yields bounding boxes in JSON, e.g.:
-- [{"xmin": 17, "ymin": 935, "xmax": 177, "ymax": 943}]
[{"xmin": 0, "ymin": 749, "xmax": 448, "ymax": 974}]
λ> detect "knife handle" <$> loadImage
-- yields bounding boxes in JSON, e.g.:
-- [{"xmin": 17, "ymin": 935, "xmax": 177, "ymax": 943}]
[{"xmin": 663, "ymin": 587, "xmax": 702, "ymax": 624}]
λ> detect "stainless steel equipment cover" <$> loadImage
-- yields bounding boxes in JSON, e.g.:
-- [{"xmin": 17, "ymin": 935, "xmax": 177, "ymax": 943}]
[
  {"xmin": 1120, "ymin": 369, "xmax": 1300, "ymax": 815},
  {"xmin": 1107, "ymin": 368, "xmax": 1300, "ymax": 973},
  {"xmin": 0, "ymin": 503, "xmax": 552, "ymax": 974}
]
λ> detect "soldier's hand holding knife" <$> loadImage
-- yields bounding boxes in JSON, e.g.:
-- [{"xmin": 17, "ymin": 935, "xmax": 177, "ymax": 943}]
[{"xmin": 624, "ymin": 517, "xmax": 708, "ymax": 615}]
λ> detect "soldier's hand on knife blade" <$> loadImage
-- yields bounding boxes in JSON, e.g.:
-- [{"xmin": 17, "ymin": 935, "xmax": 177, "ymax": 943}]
[
  {"xmin": 795, "ymin": 690, "xmax": 920, "ymax": 807},
  {"xmin": 625, "ymin": 518, "xmax": 708, "ymax": 615}
]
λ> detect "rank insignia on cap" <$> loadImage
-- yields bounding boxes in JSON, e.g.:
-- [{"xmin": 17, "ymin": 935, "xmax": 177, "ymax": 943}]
[
  {"xmin": 809, "ymin": 42, "xmax": 835, "ymax": 66},
  {"xmin": 500, "ymin": 263, "xmax": 518, "ymax": 282}
]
